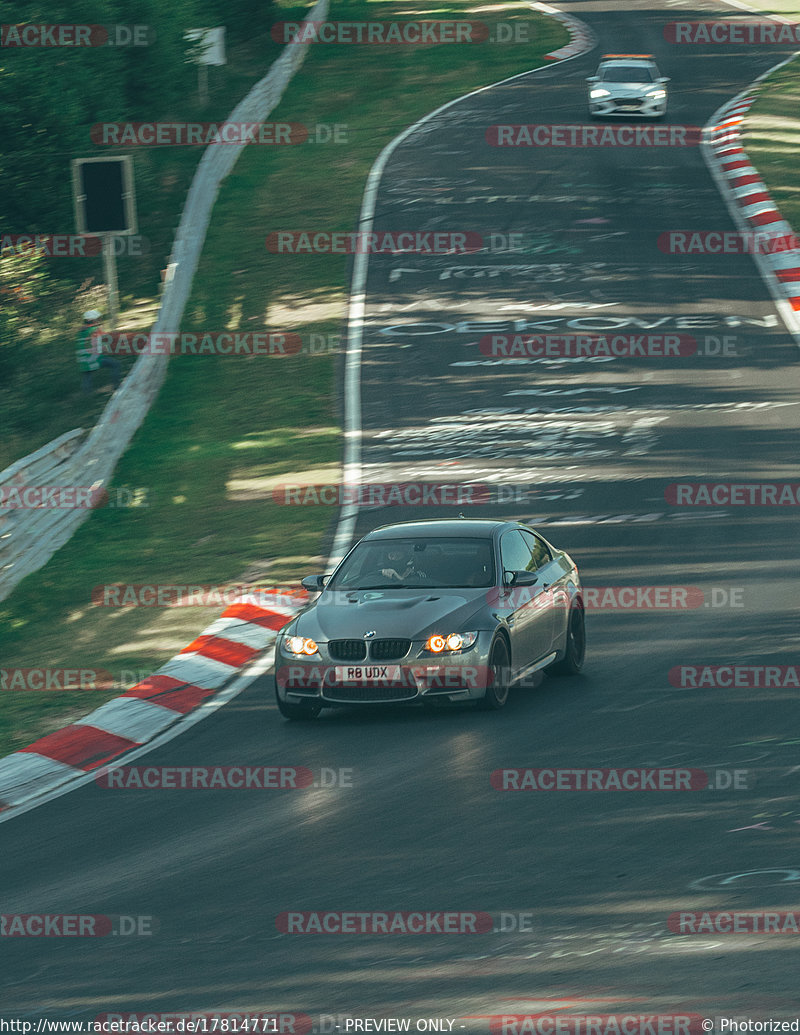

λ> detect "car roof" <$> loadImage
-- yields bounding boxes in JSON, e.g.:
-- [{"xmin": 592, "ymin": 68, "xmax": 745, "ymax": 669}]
[
  {"xmin": 364, "ymin": 519, "xmax": 518, "ymax": 541},
  {"xmin": 598, "ymin": 58, "xmax": 658, "ymax": 69}
]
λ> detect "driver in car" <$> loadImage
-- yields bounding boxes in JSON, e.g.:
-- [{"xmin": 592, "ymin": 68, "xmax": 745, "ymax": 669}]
[{"xmin": 380, "ymin": 544, "xmax": 428, "ymax": 583}]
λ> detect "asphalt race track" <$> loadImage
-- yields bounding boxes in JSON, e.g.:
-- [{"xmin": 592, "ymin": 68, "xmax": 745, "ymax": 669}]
[{"xmin": 3, "ymin": 0, "xmax": 800, "ymax": 1024}]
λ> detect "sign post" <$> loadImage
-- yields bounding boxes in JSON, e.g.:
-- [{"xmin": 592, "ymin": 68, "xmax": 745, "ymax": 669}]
[
  {"xmin": 71, "ymin": 156, "xmax": 137, "ymax": 330},
  {"xmin": 185, "ymin": 28, "xmax": 227, "ymax": 105}
]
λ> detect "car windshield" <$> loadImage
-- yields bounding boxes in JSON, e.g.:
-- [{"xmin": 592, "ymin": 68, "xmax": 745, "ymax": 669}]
[
  {"xmin": 600, "ymin": 65, "xmax": 655, "ymax": 83},
  {"xmin": 329, "ymin": 537, "xmax": 496, "ymax": 590}
]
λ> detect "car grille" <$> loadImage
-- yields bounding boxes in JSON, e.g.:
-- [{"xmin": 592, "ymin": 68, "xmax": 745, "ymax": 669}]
[
  {"xmin": 370, "ymin": 639, "xmax": 411, "ymax": 660},
  {"xmin": 325, "ymin": 683, "xmax": 418, "ymax": 703},
  {"xmin": 614, "ymin": 98, "xmax": 641, "ymax": 106},
  {"xmin": 327, "ymin": 639, "xmax": 411, "ymax": 661},
  {"xmin": 328, "ymin": 639, "xmax": 367, "ymax": 661}
]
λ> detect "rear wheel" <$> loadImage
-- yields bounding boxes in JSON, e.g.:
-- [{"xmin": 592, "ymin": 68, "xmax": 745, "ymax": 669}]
[
  {"xmin": 549, "ymin": 601, "xmax": 585, "ymax": 676},
  {"xmin": 478, "ymin": 639, "xmax": 511, "ymax": 710},
  {"xmin": 275, "ymin": 686, "xmax": 322, "ymax": 720}
]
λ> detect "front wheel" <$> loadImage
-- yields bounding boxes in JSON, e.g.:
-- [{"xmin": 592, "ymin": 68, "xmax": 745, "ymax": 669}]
[
  {"xmin": 478, "ymin": 639, "xmax": 511, "ymax": 710},
  {"xmin": 275, "ymin": 686, "xmax": 322, "ymax": 720},
  {"xmin": 548, "ymin": 602, "xmax": 585, "ymax": 676}
]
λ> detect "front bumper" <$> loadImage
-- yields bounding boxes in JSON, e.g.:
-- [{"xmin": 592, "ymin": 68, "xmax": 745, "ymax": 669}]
[
  {"xmin": 589, "ymin": 95, "xmax": 667, "ymax": 118},
  {"xmin": 275, "ymin": 637, "xmax": 494, "ymax": 706}
]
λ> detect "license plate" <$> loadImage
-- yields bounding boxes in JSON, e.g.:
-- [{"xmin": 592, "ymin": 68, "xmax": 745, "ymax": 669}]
[{"xmin": 334, "ymin": 665, "xmax": 403, "ymax": 683}]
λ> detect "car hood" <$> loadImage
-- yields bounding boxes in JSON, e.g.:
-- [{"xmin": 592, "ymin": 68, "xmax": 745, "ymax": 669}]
[
  {"xmin": 291, "ymin": 588, "xmax": 488, "ymax": 641},
  {"xmin": 605, "ymin": 82, "xmax": 657, "ymax": 95}
]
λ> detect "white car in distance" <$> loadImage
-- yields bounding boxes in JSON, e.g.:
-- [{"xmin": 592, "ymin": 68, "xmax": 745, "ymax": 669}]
[{"xmin": 587, "ymin": 54, "xmax": 670, "ymax": 119}]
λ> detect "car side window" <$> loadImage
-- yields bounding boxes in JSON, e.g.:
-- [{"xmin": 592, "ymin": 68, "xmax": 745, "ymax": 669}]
[
  {"xmin": 520, "ymin": 530, "xmax": 552, "ymax": 570},
  {"xmin": 500, "ymin": 530, "xmax": 535, "ymax": 573}
]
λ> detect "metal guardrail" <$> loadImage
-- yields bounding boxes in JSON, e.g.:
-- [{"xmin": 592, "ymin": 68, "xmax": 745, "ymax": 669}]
[{"xmin": 0, "ymin": 0, "xmax": 328, "ymax": 602}]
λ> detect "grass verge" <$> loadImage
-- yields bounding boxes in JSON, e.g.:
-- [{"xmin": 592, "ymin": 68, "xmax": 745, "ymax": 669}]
[{"xmin": 727, "ymin": 0, "xmax": 800, "ymax": 13}]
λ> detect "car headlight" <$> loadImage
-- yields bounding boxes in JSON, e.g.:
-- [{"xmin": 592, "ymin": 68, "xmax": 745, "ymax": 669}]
[
  {"xmin": 647, "ymin": 89, "xmax": 666, "ymax": 99},
  {"xmin": 283, "ymin": 635, "xmax": 320, "ymax": 657},
  {"xmin": 423, "ymin": 632, "xmax": 478, "ymax": 654},
  {"xmin": 590, "ymin": 88, "xmax": 610, "ymax": 99}
]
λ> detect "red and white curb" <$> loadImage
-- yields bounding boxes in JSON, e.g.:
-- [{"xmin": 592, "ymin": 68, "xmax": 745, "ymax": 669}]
[
  {"xmin": 0, "ymin": 592, "xmax": 307, "ymax": 816},
  {"xmin": 703, "ymin": 59, "xmax": 800, "ymax": 341},
  {"xmin": 531, "ymin": 1, "xmax": 596, "ymax": 61}
]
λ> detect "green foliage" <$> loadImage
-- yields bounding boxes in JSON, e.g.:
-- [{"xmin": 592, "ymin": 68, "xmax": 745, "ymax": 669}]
[
  {"xmin": 0, "ymin": 0, "xmax": 204, "ymax": 231},
  {"xmin": 195, "ymin": 0, "xmax": 279, "ymax": 46},
  {"xmin": 0, "ymin": 244, "xmax": 90, "ymax": 438},
  {"xmin": 0, "ymin": 247, "xmax": 52, "ymax": 330},
  {"xmin": 0, "ymin": 0, "xmax": 287, "ymax": 466}
]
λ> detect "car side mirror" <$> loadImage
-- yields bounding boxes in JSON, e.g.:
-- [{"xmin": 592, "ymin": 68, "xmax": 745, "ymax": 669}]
[
  {"xmin": 301, "ymin": 574, "xmax": 329, "ymax": 591},
  {"xmin": 514, "ymin": 570, "xmax": 539, "ymax": 586},
  {"xmin": 658, "ymin": 76, "xmax": 670, "ymax": 83},
  {"xmin": 586, "ymin": 76, "xmax": 599, "ymax": 83},
  {"xmin": 503, "ymin": 570, "xmax": 538, "ymax": 587}
]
